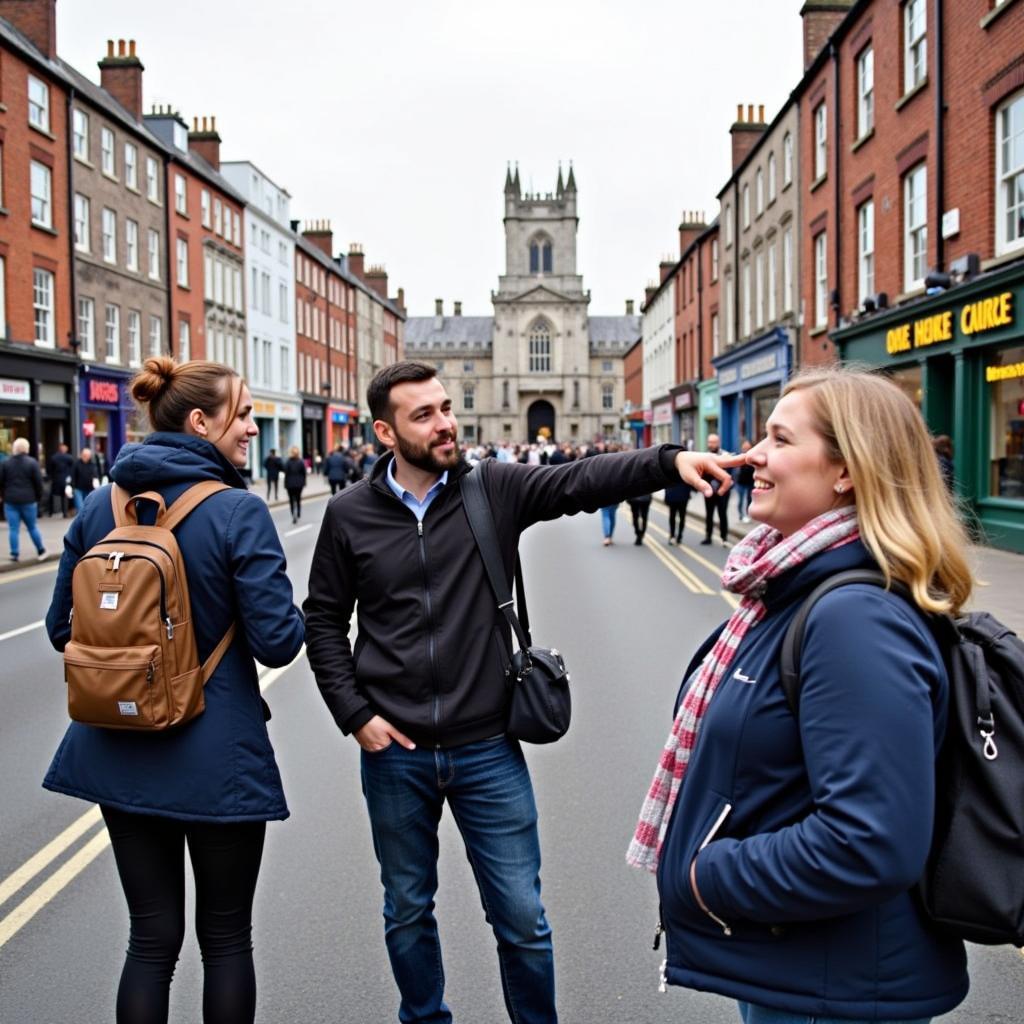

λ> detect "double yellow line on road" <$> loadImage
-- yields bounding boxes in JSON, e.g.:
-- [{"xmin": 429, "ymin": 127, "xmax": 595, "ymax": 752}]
[
  {"xmin": 642, "ymin": 518, "xmax": 740, "ymax": 609},
  {"xmin": 0, "ymin": 649, "xmax": 305, "ymax": 951}
]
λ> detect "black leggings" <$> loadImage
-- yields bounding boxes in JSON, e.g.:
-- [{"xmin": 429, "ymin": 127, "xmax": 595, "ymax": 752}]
[
  {"xmin": 287, "ymin": 487, "xmax": 302, "ymax": 520},
  {"xmin": 101, "ymin": 806, "xmax": 266, "ymax": 1024},
  {"xmin": 667, "ymin": 500, "xmax": 689, "ymax": 541}
]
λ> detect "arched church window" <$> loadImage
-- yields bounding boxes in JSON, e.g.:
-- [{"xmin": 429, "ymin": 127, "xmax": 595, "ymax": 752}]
[
  {"xmin": 542, "ymin": 242, "xmax": 552, "ymax": 273},
  {"xmin": 528, "ymin": 320, "xmax": 552, "ymax": 373},
  {"xmin": 529, "ymin": 236, "xmax": 554, "ymax": 275},
  {"xmin": 530, "ymin": 243, "xmax": 540, "ymax": 274}
]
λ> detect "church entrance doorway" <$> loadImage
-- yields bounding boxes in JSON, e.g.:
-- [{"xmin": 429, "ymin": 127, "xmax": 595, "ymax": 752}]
[{"xmin": 527, "ymin": 400, "xmax": 556, "ymax": 443}]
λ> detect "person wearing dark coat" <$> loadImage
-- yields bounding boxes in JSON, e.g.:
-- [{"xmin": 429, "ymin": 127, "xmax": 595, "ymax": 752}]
[
  {"xmin": 284, "ymin": 446, "xmax": 307, "ymax": 523},
  {"xmin": 48, "ymin": 443, "xmax": 75, "ymax": 517},
  {"xmin": 44, "ymin": 357, "xmax": 304, "ymax": 1023},
  {"xmin": 664, "ymin": 479, "xmax": 692, "ymax": 544},
  {"xmin": 70, "ymin": 448, "xmax": 100, "ymax": 512},
  {"xmin": 627, "ymin": 492, "xmax": 652, "ymax": 545},
  {"xmin": 0, "ymin": 438, "xmax": 46, "ymax": 561},
  {"xmin": 628, "ymin": 368, "xmax": 973, "ymax": 1024},
  {"xmin": 263, "ymin": 449, "xmax": 283, "ymax": 501},
  {"xmin": 324, "ymin": 446, "xmax": 353, "ymax": 496}
]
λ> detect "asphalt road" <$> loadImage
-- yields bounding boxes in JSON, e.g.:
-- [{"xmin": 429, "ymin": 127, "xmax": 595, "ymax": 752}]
[{"xmin": 0, "ymin": 495, "xmax": 1021, "ymax": 1022}]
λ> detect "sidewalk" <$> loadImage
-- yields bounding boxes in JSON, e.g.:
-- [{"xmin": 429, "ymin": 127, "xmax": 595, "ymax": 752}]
[{"xmin": 0, "ymin": 475, "xmax": 334, "ymax": 575}]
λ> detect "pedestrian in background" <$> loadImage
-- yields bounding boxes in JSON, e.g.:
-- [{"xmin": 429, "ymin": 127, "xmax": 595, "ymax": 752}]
[
  {"xmin": 600, "ymin": 501, "xmax": 619, "ymax": 546},
  {"xmin": 933, "ymin": 434, "xmax": 955, "ymax": 493},
  {"xmin": 43, "ymin": 356, "xmax": 304, "ymax": 1024},
  {"xmin": 263, "ymin": 448, "xmax": 283, "ymax": 502},
  {"xmin": 284, "ymin": 445, "xmax": 307, "ymax": 524},
  {"xmin": 71, "ymin": 448, "xmax": 99, "ymax": 512},
  {"xmin": 701, "ymin": 432, "xmax": 730, "ymax": 546},
  {"xmin": 735, "ymin": 439, "xmax": 755, "ymax": 523},
  {"xmin": 628, "ymin": 367, "xmax": 972, "ymax": 1024},
  {"xmin": 627, "ymin": 492, "xmax": 652, "ymax": 546},
  {"xmin": 324, "ymin": 445, "xmax": 352, "ymax": 496},
  {"xmin": 48, "ymin": 442, "xmax": 75, "ymax": 518},
  {"xmin": 0, "ymin": 437, "xmax": 47, "ymax": 563},
  {"xmin": 664, "ymin": 480, "xmax": 692, "ymax": 545}
]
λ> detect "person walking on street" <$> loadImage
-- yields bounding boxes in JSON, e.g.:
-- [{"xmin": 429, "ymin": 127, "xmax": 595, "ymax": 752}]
[
  {"xmin": 71, "ymin": 448, "xmax": 100, "ymax": 512},
  {"xmin": 284, "ymin": 446, "xmax": 306, "ymax": 524},
  {"xmin": 735, "ymin": 439, "xmax": 755, "ymax": 523},
  {"xmin": 303, "ymin": 360, "xmax": 733, "ymax": 1024},
  {"xmin": 627, "ymin": 492, "xmax": 652, "ymax": 546},
  {"xmin": 48, "ymin": 443, "xmax": 75, "ymax": 518},
  {"xmin": 664, "ymin": 480, "xmax": 691, "ymax": 544},
  {"xmin": 324, "ymin": 446, "xmax": 353, "ymax": 496},
  {"xmin": 43, "ymin": 356, "xmax": 304, "ymax": 1024},
  {"xmin": 0, "ymin": 437, "xmax": 47, "ymax": 562},
  {"xmin": 701, "ymin": 433, "xmax": 730, "ymax": 546},
  {"xmin": 263, "ymin": 449, "xmax": 283, "ymax": 502}
]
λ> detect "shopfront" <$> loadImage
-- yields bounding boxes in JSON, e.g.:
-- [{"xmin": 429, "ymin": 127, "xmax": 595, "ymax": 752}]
[
  {"xmin": 301, "ymin": 400, "xmax": 327, "ymax": 463},
  {"xmin": 670, "ymin": 383, "xmax": 698, "ymax": 447},
  {"xmin": 833, "ymin": 263, "xmax": 1024, "ymax": 552},
  {"xmin": 713, "ymin": 327, "xmax": 792, "ymax": 452},
  {"xmin": 651, "ymin": 397, "xmax": 673, "ymax": 446},
  {"xmin": 0, "ymin": 347, "xmax": 77, "ymax": 462},
  {"xmin": 697, "ymin": 379, "xmax": 719, "ymax": 449},
  {"xmin": 79, "ymin": 367, "xmax": 134, "ymax": 466},
  {"xmin": 329, "ymin": 403, "xmax": 359, "ymax": 449}
]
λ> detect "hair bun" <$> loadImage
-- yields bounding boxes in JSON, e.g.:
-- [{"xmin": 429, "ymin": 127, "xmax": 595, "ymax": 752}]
[{"xmin": 131, "ymin": 356, "xmax": 177, "ymax": 405}]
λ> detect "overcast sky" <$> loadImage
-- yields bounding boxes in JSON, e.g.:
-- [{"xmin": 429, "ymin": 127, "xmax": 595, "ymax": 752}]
[{"xmin": 59, "ymin": 0, "xmax": 802, "ymax": 318}]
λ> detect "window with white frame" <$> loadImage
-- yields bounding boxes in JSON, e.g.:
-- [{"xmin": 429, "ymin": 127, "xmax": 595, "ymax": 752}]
[
  {"xmin": 77, "ymin": 296, "xmax": 95, "ymax": 359},
  {"xmin": 33, "ymin": 269, "xmax": 55, "ymax": 346},
  {"xmin": 814, "ymin": 103, "xmax": 827, "ymax": 180},
  {"xmin": 74, "ymin": 193, "xmax": 90, "ymax": 252},
  {"xmin": 102, "ymin": 208, "xmax": 116, "ymax": 263},
  {"xmin": 178, "ymin": 319, "xmax": 190, "ymax": 362},
  {"xmin": 214, "ymin": 198, "xmax": 222, "ymax": 236},
  {"xmin": 279, "ymin": 282, "xmax": 288, "ymax": 321},
  {"xmin": 725, "ymin": 204, "xmax": 733, "ymax": 247},
  {"xmin": 711, "ymin": 312, "xmax": 720, "ymax": 356},
  {"xmin": 146, "ymin": 157, "xmax": 159, "ymax": 202},
  {"xmin": 30, "ymin": 161, "xmax": 52, "ymax": 227},
  {"xmin": 767, "ymin": 152, "xmax": 777, "ymax": 203},
  {"xmin": 904, "ymin": 163, "xmax": 928, "ymax": 289},
  {"xmin": 755, "ymin": 251, "xmax": 765, "ymax": 329},
  {"xmin": 783, "ymin": 132, "xmax": 793, "ymax": 186},
  {"xmin": 528, "ymin": 321, "xmax": 552, "ymax": 372},
  {"xmin": 858, "ymin": 200, "xmax": 875, "ymax": 304},
  {"xmin": 711, "ymin": 237, "xmax": 719, "ymax": 280},
  {"xmin": 783, "ymin": 229, "xmax": 793, "ymax": 311},
  {"xmin": 204, "ymin": 251, "xmax": 214, "ymax": 302},
  {"xmin": 280, "ymin": 344, "xmax": 291, "ymax": 391},
  {"xmin": 814, "ymin": 232, "xmax": 828, "ymax": 329},
  {"xmin": 742, "ymin": 184, "xmax": 750, "ymax": 229},
  {"xmin": 725, "ymin": 275, "xmax": 735, "ymax": 345},
  {"xmin": 233, "ymin": 212, "xmax": 241, "ymax": 246},
  {"xmin": 262, "ymin": 272, "xmax": 272, "ymax": 316},
  {"xmin": 200, "ymin": 189, "xmax": 210, "ymax": 227},
  {"xmin": 857, "ymin": 47, "xmax": 874, "ymax": 138},
  {"xmin": 149, "ymin": 314, "xmax": 162, "ymax": 357},
  {"xmin": 904, "ymin": 0, "xmax": 927, "ymax": 94},
  {"xmin": 148, "ymin": 229, "xmax": 160, "ymax": 280},
  {"xmin": 104, "ymin": 303, "xmax": 120, "ymax": 362},
  {"xmin": 742, "ymin": 260, "xmax": 752, "ymax": 337},
  {"xmin": 996, "ymin": 91, "xmax": 1024, "ymax": 255},
  {"xmin": 28, "ymin": 75, "xmax": 49, "ymax": 131},
  {"xmin": 127, "ymin": 310, "xmax": 141, "ymax": 365},
  {"xmin": 72, "ymin": 109, "xmax": 89, "ymax": 159},
  {"xmin": 126, "ymin": 219, "xmax": 139, "ymax": 271},
  {"xmin": 602, "ymin": 383, "xmax": 614, "ymax": 410},
  {"xmin": 767, "ymin": 242, "xmax": 777, "ymax": 323},
  {"xmin": 124, "ymin": 143, "xmax": 138, "ymax": 190},
  {"xmin": 174, "ymin": 174, "xmax": 187, "ymax": 215},
  {"xmin": 463, "ymin": 383, "xmax": 475, "ymax": 410},
  {"xmin": 101, "ymin": 127, "xmax": 116, "ymax": 177},
  {"xmin": 176, "ymin": 238, "xmax": 189, "ymax": 287},
  {"xmin": 755, "ymin": 168, "xmax": 764, "ymax": 217}
]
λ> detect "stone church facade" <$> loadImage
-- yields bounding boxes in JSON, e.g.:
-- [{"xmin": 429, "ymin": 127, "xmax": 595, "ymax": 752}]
[{"xmin": 404, "ymin": 167, "xmax": 639, "ymax": 444}]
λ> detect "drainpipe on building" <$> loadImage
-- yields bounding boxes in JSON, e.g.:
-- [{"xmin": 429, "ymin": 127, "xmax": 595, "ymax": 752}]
[
  {"xmin": 164, "ymin": 161, "xmax": 175, "ymax": 356},
  {"xmin": 732, "ymin": 184, "xmax": 740, "ymax": 347},
  {"xmin": 696, "ymin": 241, "xmax": 704, "ymax": 382},
  {"xmin": 935, "ymin": 0, "xmax": 946, "ymax": 272},
  {"xmin": 65, "ymin": 86, "xmax": 81, "ymax": 456},
  {"xmin": 831, "ymin": 39, "xmax": 842, "ymax": 336}
]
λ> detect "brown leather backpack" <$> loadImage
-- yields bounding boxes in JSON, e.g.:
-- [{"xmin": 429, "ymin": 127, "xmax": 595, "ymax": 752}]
[{"xmin": 63, "ymin": 482, "xmax": 236, "ymax": 730}]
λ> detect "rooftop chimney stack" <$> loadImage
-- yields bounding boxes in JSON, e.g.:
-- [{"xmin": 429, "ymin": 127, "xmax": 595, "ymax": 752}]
[
  {"xmin": 626, "ymin": 299, "xmax": 635, "ymax": 316},
  {"xmin": 303, "ymin": 219, "xmax": 334, "ymax": 259},
  {"xmin": 435, "ymin": 298, "xmax": 444, "ymax": 316},
  {"xmin": 453, "ymin": 301, "xmax": 462, "ymax": 317},
  {"xmin": 188, "ymin": 114, "xmax": 222, "ymax": 170},
  {"xmin": 347, "ymin": 244, "xmax": 365, "ymax": 281},
  {"xmin": 98, "ymin": 38, "xmax": 145, "ymax": 120},
  {"xmin": 679, "ymin": 209, "xmax": 708, "ymax": 255},
  {"xmin": 0, "ymin": 0, "xmax": 57, "ymax": 58},
  {"xmin": 366, "ymin": 265, "xmax": 389, "ymax": 300},
  {"xmin": 800, "ymin": 1, "xmax": 855, "ymax": 71},
  {"xmin": 730, "ymin": 103, "xmax": 768, "ymax": 171}
]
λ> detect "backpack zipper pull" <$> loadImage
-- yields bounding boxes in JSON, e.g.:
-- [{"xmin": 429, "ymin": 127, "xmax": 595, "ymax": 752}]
[
  {"xmin": 652, "ymin": 921, "xmax": 664, "ymax": 951},
  {"xmin": 146, "ymin": 661, "xmax": 154, "ymax": 685},
  {"xmin": 165, "ymin": 616, "xmax": 174, "ymax": 640}
]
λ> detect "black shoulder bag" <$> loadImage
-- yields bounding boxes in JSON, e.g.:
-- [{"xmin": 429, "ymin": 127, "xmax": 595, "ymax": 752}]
[{"xmin": 460, "ymin": 464, "xmax": 571, "ymax": 744}]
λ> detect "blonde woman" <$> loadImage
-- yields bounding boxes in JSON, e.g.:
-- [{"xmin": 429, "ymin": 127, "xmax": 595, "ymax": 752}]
[{"xmin": 628, "ymin": 367, "xmax": 972, "ymax": 1024}]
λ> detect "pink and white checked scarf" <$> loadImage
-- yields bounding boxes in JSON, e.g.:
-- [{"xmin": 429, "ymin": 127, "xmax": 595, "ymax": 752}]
[{"xmin": 625, "ymin": 505, "xmax": 861, "ymax": 873}]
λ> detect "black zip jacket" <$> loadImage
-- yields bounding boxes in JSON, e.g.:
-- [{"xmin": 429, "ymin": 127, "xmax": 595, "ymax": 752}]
[
  {"xmin": 304, "ymin": 444, "xmax": 682, "ymax": 747},
  {"xmin": 1, "ymin": 454, "xmax": 43, "ymax": 505}
]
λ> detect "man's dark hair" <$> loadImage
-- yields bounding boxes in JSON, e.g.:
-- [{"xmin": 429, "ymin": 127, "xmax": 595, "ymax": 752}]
[{"xmin": 367, "ymin": 361, "xmax": 438, "ymax": 424}]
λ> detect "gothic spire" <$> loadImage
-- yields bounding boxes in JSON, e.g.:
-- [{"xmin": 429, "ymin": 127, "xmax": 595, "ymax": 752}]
[
  {"xmin": 565, "ymin": 162, "xmax": 576, "ymax": 193},
  {"xmin": 512, "ymin": 163, "xmax": 521, "ymax": 195},
  {"xmin": 504, "ymin": 162, "xmax": 515, "ymax": 195},
  {"xmin": 556, "ymin": 163, "xmax": 565, "ymax": 196}
]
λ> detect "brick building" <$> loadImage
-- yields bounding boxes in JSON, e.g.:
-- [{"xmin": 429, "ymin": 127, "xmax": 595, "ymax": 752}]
[{"xmin": 0, "ymin": 3, "xmax": 75, "ymax": 459}]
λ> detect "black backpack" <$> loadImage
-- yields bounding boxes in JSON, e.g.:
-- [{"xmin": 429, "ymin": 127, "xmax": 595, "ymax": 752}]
[{"xmin": 780, "ymin": 569, "xmax": 1024, "ymax": 946}]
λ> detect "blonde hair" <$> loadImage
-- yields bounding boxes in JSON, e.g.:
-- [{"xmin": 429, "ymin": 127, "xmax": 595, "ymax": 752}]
[
  {"xmin": 289, "ymin": 446, "xmax": 300, "ymax": 459},
  {"xmin": 783, "ymin": 366, "xmax": 973, "ymax": 616},
  {"xmin": 130, "ymin": 356, "xmax": 242, "ymax": 442},
  {"xmin": 12, "ymin": 437, "xmax": 30, "ymax": 455}
]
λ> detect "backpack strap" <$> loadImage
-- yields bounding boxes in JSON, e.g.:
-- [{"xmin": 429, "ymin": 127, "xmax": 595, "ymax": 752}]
[
  {"xmin": 111, "ymin": 485, "xmax": 167, "ymax": 526},
  {"xmin": 779, "ymin": 569, "xmax": 897, "ymax": 716},
  {"xmin": 160, "ymin": 480, "xmax": 233, "ymax": 531},
  {"xmin": 201, "ymin": 622, "xmax": 237, "ymax": 682}
]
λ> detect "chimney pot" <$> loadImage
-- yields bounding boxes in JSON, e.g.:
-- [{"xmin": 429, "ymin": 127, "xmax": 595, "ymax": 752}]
[
  {"xmin": 129, "ymin": 40, "xmax": 136, "ymax": 57},
  {"xmin": 626, "ymin": 299, "xmax": 635, "ymax": 316},
  {"xmin": 211, "ymin": 115, "xmax": 216, "ymax": 131},
  {"xmin": 747, "ymin": 103, "xmax": 755, "ymax": 122},
  {"xmin": 435, "ymin": 299, "xmax": 444, "ymax": 316},
  {"xmin": 118, "ymin": 39, "xmax": 126, "ymax": 56},
  {"xmin": 736, "ymin": 103, "xmax": 743, "ymax": 122},
  {"xmin": 759, "ymin": 104, "xmax": 765, "ymax": 122},
  {"xmin": 107, "ymin": 39, "xmax": 114, "ymax": 57},
  {"xmin": 453, "ymin": 301, "xmax": 462, "ymax": 316}
]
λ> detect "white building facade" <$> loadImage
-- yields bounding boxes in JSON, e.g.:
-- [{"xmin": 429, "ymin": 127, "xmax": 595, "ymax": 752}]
[{"xmin": 641, "ymin": 276, "xmax": 676, "ymax": 445}]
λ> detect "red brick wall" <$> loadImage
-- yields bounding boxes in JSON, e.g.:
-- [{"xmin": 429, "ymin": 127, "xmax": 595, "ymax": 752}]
[
  {"xmin": 623, "ymin": 339, "xmax": 643, "ymax": 410},
  {"xmin": 700, "ymin": 226, "xmax": 720, "ymax": 381}
]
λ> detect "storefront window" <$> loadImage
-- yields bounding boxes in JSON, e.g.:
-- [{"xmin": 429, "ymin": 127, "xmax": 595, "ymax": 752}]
[
  {"xmin": 887, "ymin": 364, "xmax": 923, "ymax": 408},
  {"xmin": 988, "ymin": 344, "xmax": 1024, "ymax": 501},
  {"xmin": 752, "ymin": 387, "xmax": 779, "ymax": 443},
  {"xmin": 0, "ymin": 412, "xmax": 28, "ymax": 455}
]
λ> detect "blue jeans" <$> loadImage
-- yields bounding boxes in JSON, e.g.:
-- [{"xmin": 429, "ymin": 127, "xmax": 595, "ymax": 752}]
[
  {"xmin": 6, "ymin": 502, "xmax": 44, "ymax": 559},
  {"xmin": 361, "ymin": 736, "xmax": 555, "ymax": 1023},
  {"xmin": 74, "ymin": 488, "xmax": 88, "ymax": 512},
  {"xmin": 738, "ymin": 1002, "xmax": 931, "ymax": 1024},
  {"xmin": 600, "ymin": 505, "xmax": 617, "ymax": 539},
  {"xmin": 735, "ymin": 483, "xmax": 753, "ymax": 519}
]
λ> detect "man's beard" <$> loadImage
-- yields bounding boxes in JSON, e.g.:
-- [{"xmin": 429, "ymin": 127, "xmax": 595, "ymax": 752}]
[{"xmin": 394, "ymin": 427, "xmax": 460, "ymax": 474}]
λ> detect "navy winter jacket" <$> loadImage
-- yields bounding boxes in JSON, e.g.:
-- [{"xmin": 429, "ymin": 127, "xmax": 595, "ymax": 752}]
[
  {"xmin": 43, "ymin": 433, "xmax": 304, "ymax": 822},
  {"xmin": 657, "ymin": 541, "xmax": 968, "ymax": 1020}
]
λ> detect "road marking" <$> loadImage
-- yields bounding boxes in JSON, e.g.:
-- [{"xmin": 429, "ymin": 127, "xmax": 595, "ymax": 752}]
[
  {"xmin": 0, "ymin": 620, "xmax": 44, "ymax": 643},
  {"xmin": 0, "ymin": 646, "xmax": 306, "ymax": 951},
  {"xmin": 0, "ymin": 563, "xmax": 60, "ymax": 585},
  {"xmin": 0, "ymin": 806, "xmax": 102, "ymax": 910},
  {"xmin": 641, "ymin": 535, "xmax": 706, "ymax": 594},
  {"xmin": 645, "ymin": 519, "xmax": 738, "ymax": 608},
  {"xmin": 284, "ymin": 524, "xmax": 312, "ymax": 537}
]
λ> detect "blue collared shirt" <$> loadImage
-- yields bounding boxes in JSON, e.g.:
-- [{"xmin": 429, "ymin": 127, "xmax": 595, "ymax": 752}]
[{"xmin": 385, "ymin": 458, "xmax": 448, "ymax": 522}]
